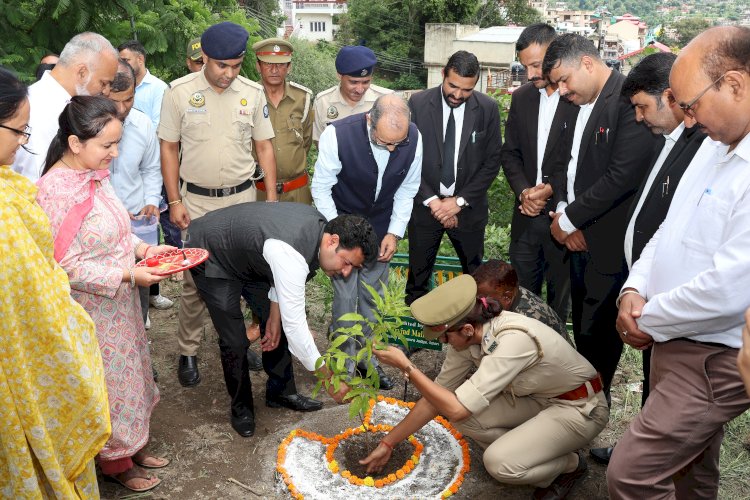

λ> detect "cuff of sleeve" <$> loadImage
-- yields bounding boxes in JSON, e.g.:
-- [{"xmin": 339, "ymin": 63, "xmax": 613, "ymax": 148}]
[
  {"xmin": 298, "ymin": 353, "xmax": 322, "ymax": 372},
  {"xmin": 454, "ymin": 380, "xmax": 489, "ymax": 415},
  {"xmin": 386, "ymin": 223, "xmax": 406, "ymax": 239},
  {"xmin": 145, "ymin": 196, "xmax": 162, "ymax": 208},
  {"xmin": 558, "ymin": 212, "xmax": 577, "ymax": 234},
  {"xmin": 622, "ymin": 277, "xmax": 647, "ymax": 298},
  {"xmin": 555, "ymin": 201, "xmax": 567, "ymax": 213},
  {"xmin": 423, "ymin": 195, "xmax": 438, "ymax": 207},
  {"xmin": 268, "ymin": 287, "xmax": 278, "ymax": 303}
]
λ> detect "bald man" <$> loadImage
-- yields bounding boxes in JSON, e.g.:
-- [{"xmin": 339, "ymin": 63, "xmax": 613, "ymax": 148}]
[
  {"xmin": 608, "ymin": 26, "xmax": 750, "ymax": 498},
  {"xmin": 311, "ymin": 94, "xmax": 423, "ymax": 389}
]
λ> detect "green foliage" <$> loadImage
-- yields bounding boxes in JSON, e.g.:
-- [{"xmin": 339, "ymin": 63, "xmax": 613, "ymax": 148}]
[
  {"xmin": 287, "ymin": 38, "xmax": 338, "ymax": 96},
  {"xmin": 0, "ymin": 0, "xmax": 266, "ymax": 83},
  {"xmin": 669, "ymin": 17, "xmax": 712, "ymax": 48},
  {"xmin": 312, "ymin": 280, "xmax": 410, "ymax": 422}
]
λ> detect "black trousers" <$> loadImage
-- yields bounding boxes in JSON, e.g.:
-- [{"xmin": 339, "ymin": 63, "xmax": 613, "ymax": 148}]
[
  {"xmin": 509, "ymin": 215, "xmax": 571, "ymax": 322},
  {"xmin": 191, "ymin": 267, "xmax": 295, "ymax": 419},
  {"xmin": 569, "ymin": 251, "xmax": 627, "ymax": 397},
  {"xmin": 405, "ymin": 205, "xmax": 485, "ymax": 305}
]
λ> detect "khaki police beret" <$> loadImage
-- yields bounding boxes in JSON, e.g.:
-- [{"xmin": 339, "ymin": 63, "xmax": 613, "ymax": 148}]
[
  {"xmin": 410, "ymin": 275, "xmax": 477, "ymax": 340},
  {"xmin": 252, "ymin": 38, "xmax": 293, "ymax": 63}
]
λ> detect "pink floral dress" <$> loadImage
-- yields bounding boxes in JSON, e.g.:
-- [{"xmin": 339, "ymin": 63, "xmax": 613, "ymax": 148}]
[{"xmin": 36, "ymin": 168, "xmax": 158, "ymax": 462}]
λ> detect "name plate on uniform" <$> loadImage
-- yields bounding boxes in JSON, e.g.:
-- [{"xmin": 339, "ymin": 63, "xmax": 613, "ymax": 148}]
[{"xmin": 387, "ymin": 316, "xmax": 443, "ymax": 351}]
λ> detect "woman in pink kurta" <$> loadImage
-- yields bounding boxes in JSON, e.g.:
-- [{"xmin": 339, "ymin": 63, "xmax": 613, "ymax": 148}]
[{"xmin": 35, "ymin": 96, "xmax": 173, "ymax": 493}]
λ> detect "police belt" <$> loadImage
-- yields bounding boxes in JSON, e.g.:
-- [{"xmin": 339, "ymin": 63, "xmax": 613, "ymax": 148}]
[
  {"xmin": 185, "ymin": 178, "xmax": 254, "ymax": 198},
  {"xmin": 256, "ymin": 172, "xmax": 308, "ymax": 194},
  {"xmin": 554, "ymin": 373, "xmax": 603, "ymax": 401}
]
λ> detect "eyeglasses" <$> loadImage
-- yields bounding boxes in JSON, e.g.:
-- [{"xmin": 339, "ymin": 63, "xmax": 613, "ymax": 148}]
[
  {"xmin": 369, "ymin": 127, "xmax": 410, "ymax": 149},
  {"xmin": 258, "ymin": 61, "xmax": 288, "ymax": 70},
  {"xmin": 678, "ymin": 73, "xmax": 727, "ymax": 118},
  {"xmin": 0, "ymin": 123, "xmax": 31, "ymax": 144}
]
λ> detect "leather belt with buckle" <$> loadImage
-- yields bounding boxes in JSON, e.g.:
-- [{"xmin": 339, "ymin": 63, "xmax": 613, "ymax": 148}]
[
  {"xmin": 185, "ymin": 178, "xmax": 254, "ymax": 198},
  {"xmin": 555, "ymin": 373, "xmax": 603, "ymax": 401},
  {"xmin": 257, "ymin": 172, "xmax": 309, "ymax": 194}
]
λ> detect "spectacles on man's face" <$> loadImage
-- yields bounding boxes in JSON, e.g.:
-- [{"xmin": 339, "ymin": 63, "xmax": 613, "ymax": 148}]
[
  {"xmin": 369, "ymin": 127, "xmax": 409, "ymax": 149},
  {"xmin": 0, "ymin": 123, "xmax": 31, "ymax": 144},
  {"xmin": 678, "ymin": 73, "xmax": 727, "ymax": 118}
]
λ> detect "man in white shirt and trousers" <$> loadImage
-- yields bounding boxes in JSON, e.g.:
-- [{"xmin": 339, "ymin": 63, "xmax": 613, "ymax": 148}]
[{"xmin": 609, "ymin": 26, "xmax": 750, "ymax": 498}]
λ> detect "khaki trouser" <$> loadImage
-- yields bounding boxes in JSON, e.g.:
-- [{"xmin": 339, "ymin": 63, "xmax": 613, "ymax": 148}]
[
  {"xmin": 177, "ymin": 183, "xmax": 256, "ymax": 356},
  {"xmin": 457, "ymin": 391, "xmax": 609, "ymax": 488}
]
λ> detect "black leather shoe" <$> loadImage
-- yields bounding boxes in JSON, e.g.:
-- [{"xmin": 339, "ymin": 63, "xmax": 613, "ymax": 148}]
[
  {"xmin": 590, "ymin": 446, "xmax": 614, "ymax": 465},
  {"xmin": 533, "ymin": 452, "xmax": 588, "ymax": 500},
  {"xmin": 266, "ymin": 393, "xmax": 323, "ymax": 412},
  {"xmin": 377, "ymin": 365, "xmax": 395, "ymax": 391},
  {"xmin": 231, "ymin": 415, "xmax": 255, "ymax": 437},
  {"xmin": 178, "ymin": 355, "xmax": 201, "ymax": 387},
  {"xmin": 247, "ymin": 349, "xmax": 263, "ymax": 372}
]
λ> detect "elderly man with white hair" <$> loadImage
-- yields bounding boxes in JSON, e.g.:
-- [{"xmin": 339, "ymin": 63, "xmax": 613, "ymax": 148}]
[{"xmin": 13, "ymin": 31, "xmax": 118, "ymax": 181}]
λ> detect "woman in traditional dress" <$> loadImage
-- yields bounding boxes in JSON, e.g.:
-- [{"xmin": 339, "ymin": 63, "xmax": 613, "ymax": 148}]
[
  {"xmin": 36, "ymin": 95, "xmax": 173, "ymax": 493},
  {"xmin": 0, "ymin": 68, "xmax": 110, "ymax": 498}
]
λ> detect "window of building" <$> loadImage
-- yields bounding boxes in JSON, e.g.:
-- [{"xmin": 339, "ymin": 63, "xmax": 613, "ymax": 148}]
[{"xmin": 309, "ymin": 21, "xmax": 326, "ymax": 32}]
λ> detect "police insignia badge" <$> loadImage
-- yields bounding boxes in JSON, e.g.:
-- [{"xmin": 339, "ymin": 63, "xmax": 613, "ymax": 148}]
[
  {"xmin": 360, "ymin": 69, "xmax": 368, "ymax": 76},
  {"xmin": 273, "ymin": 44, "xmax": 281, "ymax": 53},
  {"xmin": 189, "ymin": 92, "xmax": 205, "ymax": 107},
  {"xmin": 263, "ymin": 104, "xmax": 269, "ymax": 118},
  {"xmin": 240, "ymin": 98, "xmax": 247, "ymax": 106},
  {"xmin": 326, "ymin": 105, "xmax": 338, "ymax": 119}
]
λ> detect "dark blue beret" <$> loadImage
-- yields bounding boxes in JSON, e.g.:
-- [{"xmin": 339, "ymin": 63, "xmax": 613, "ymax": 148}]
[
  {"xmin": 335, "ymin": 46, "xmax": 377, "ymax": 77},
  {"xmin": 201, "ymin": 22, "xmax": 249, "ymax": 60}
]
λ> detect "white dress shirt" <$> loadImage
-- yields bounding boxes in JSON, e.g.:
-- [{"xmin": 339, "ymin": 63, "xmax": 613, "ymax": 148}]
[
  {"xmin": 624, "ymin": 133, "xmax": 750, "ymax": 347},
  {"xmin": 311, "ymin": 123, "xmax": 423, "ymax": 237},
  {"xmin": 536, "ymin": 88, "xmax": 561, "ymax": 184},
  {"xmin": 134, "ymin": 69, "xmax": 169, "ymax": 130},
  {"xmin": 263, "ymin": 239, "xmax": 323, "ymax": 371},
  {"xmin": 624, "ymin": 123, "xmax": 684, "ymax": 268},
  {"xmin": 556, "ymin": 97, "xmax": 598, "ymax": 234},
  {"xmin": 439, "ymin": 92, "xmax": 466, "ymax": 196},
  {"xmin": 13, "ymin": 71, "xmax": 71, "ymax": 181},
  {"xmin": 109, "ymin": 108, "xmax": 162, "ymax": 214}
]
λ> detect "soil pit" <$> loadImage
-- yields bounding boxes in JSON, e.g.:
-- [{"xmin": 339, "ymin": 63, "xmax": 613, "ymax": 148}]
[{"xmin": 333, "ymin": 431, "xmax": 414, "ymax": 479}]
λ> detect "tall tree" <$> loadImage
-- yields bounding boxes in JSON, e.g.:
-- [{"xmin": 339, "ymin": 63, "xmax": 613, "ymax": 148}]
[{"xmin": 670, "ymin": 17, "xmax": 712, "ymax": 48}]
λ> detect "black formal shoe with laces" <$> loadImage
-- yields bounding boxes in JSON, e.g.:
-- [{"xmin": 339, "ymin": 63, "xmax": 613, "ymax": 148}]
[
  {"xmin": 178, "ymin": 355, "xmax": 201, "ymax": 387},
  {"xmin": 589, "ymin": 446, "xmax": 614, "ymax": 465},
  {"xmin": 231, "ymin": 415, "xmax": 255, "ymax": 437},
  {"xmin": 266, "ymin": 393, "xmax": 323, "ymax": 412},
  {"xmin": 376, "ymin": 365, "xmax": 395, "ymax": 391},
  {"xmin": 533, "ymin": 452, "xmax": 588, "ymax": 500},
  {"xmin": 247, "ymin": 349, "xmax": 263, "ymax": 372}
]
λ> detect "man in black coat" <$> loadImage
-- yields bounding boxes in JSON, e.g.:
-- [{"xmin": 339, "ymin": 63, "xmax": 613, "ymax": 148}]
[
  {"xmin": 543, "ymin": 34, "xmax": 660, "ymax": 396},
  {"xmin": 186, "ymin": 203, "xmax": 378, "ymax": 437},
  {"xmin": 589, "ymin": 52, "xmax": 706, "ymax": 465},
  {"xmin": 405, "ymin": 50, "xmax": 502, "ymax": 305},
  {"xmin": 501, "ymin": 23, "xmax": 579, "ymax": 322}
]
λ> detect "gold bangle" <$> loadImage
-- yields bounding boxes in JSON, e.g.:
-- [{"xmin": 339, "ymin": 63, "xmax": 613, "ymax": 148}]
[{"xmin": 168, "ymin": 198, "xmax": 182, "ymax": 206}]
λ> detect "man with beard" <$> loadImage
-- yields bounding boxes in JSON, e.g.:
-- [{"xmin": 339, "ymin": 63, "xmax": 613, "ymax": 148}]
[
  {"xmin": 501, "ymin": 23, "xmax": 578, "ymax": 322},
  {"xmin": 405, "ymin": 50, "xmax": 502, "ymax": 305},
  {"xmin": 13, "ymin": 32, "xmax": 118, "ymax": 181}
]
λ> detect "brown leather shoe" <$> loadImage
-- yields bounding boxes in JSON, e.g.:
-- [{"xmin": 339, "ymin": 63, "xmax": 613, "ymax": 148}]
[{"xmin": 532, "ymin": 452, "xmax": 588, "ymax": 500}]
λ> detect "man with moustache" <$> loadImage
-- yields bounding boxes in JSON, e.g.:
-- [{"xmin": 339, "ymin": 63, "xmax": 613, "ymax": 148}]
[
  {"xmin": 405, "ymin": 50, "xmax": 502, "ymax": 305},
  {"xmin": 608, "ymin": 26, "xmax": 750, "ymax": 497},
  {"xmin": 13, "ymin": 32, "xmax": 118, "ymax": 181},
  {"xmin": 312, "ymin": 45, "xmax": 392, "ymax": 142},
  {"xmin": 589, "ymin": 52, "xmax": 706, "ymax": 465},
  {"xmin": 543, "ymin": 34, "xmax": 658, "ymax": 398},
  {"xmin": 118, "ymin": 40, "xmax": 169, "ymax": 130},
  {"xmin": 185, "ymin": 37, "xmax": 204, "ymax": 73},
  {"xmin": 501, "ymin": 23, "xmax": 578, "ymax": 322},
  {"xmin": 252, "ymin": 38, "xmax": 314, "ymax": 203},
  {"xmin": 158, "ymin": 21, "xmax": 278, "ymax": 388}
]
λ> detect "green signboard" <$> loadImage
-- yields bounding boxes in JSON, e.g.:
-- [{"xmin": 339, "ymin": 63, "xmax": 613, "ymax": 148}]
[{"xmin": 387, "ymin": 316, "xmax": 443, "ymax": 351}]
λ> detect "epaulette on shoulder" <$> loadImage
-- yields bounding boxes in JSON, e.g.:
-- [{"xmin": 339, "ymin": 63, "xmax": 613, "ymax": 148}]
[{"xmin": 289, "ymin": 81, "xmax": 313, "ymax": 95}]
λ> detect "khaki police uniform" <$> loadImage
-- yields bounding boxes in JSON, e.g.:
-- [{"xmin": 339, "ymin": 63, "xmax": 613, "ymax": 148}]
[
  {"xmin": 254, "ymin": 81, "xmax": 314, "ymax": 203},
  {"xmin": 434, "ymin": 312, "xmax": 609, "ymax": 488},
  {"xmin": 312, "ymin": 84, "xmax": 392, "ymax": 141},
  {"xmin": 158, "ymin": 69, "xmax": 275, "ymax": 356}
]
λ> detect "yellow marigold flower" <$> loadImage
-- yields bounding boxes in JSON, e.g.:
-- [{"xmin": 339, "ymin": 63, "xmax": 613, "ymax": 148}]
[{"xmin": 363, "ymin": 476, "xmax": 375, "ymax": 487}]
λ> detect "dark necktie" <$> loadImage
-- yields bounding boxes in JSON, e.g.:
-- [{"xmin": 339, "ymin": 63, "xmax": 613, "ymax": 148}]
[{"xmin": 442, "ymin": 108, "xmax": 455, "ymax": 188}]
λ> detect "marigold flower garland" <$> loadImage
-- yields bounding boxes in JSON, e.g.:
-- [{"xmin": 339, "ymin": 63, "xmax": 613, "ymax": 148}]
[{"xmin": 276, "ymin": 395, "xmax": 471, "ymax": 499}]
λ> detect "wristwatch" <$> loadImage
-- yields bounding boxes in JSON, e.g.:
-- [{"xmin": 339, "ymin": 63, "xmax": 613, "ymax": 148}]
[{"xmin": 456, "ymin": 196, "xmax": 468, "ymax": 208}]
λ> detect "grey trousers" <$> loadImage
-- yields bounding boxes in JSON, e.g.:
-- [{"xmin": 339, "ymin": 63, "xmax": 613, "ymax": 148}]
[{"xmin": 330, "ymin": 260, "xmax": 389, "ymax": 375}]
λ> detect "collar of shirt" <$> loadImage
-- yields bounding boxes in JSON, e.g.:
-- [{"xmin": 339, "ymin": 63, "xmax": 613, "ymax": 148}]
[
  {"xmin": 723, "ymin": 130, "xmax": 750, "ymax": 164},
  {"xmin": 665, "ymin": 122, "xmax": 685, "ymax": 143},
  {"xmin": 194, "ymin": 68, "xmax": 241, "ymax": 94}
]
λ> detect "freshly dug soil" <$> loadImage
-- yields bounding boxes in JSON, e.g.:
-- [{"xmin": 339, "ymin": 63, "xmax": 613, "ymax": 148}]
[{"xmin": 334, "ymin": 431, "xmax": 415, "ymax": 479}]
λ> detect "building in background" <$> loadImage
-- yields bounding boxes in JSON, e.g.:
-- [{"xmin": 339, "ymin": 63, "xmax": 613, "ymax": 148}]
[{"xmin": 277, "ymin": 0, "xmax": 346, "ymax": 41}]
